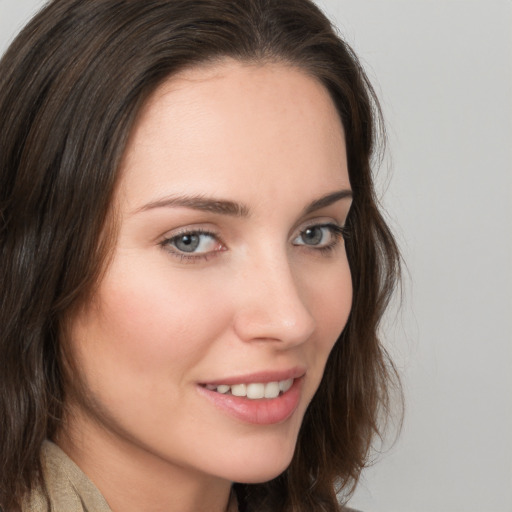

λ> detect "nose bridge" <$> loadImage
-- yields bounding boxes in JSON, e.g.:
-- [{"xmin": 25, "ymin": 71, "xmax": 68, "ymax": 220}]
[{"xmin": 232, "ymin": 244, "xmax": 316, "ymax": 345}]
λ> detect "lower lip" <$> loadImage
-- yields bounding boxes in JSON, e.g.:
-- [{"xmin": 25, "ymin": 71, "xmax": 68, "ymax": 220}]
[{"xmin": 197, "ymin": 378, "xmax": 303, "ymax": 425}]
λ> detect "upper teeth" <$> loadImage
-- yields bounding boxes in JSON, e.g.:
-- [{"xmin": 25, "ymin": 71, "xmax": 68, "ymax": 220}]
[{"xmin": 205, "ymin": 379, "xmax": 293, "ymax": 399}]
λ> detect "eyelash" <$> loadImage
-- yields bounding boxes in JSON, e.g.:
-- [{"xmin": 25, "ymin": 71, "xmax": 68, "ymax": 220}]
[
  {"xmin": 308, "ymin": 224, "xmax": 349, "ymax": 254},
  {"xmin": 160, "ymin": 223, "xmax": 349, "ymax": 263}
]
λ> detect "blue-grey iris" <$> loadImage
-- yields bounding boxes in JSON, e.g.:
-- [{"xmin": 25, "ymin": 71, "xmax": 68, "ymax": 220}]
[
  {"xmin": 175, "ymin": 234, "xmax": 200, "ymax": 252},
  {"xmin": 301, "ymin": 227, "xmax": 323, "ymax": 245}
]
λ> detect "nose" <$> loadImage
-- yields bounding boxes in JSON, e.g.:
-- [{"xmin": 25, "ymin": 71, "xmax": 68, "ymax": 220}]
[{"xmin": 232, "ymin": 252, "xmax": 316, "ymax": 347}]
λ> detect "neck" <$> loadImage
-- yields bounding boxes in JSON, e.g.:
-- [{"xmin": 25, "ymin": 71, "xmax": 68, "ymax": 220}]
[{"xmin": 56, "ymin": 413, "xmax": 235, "ymax": 512}]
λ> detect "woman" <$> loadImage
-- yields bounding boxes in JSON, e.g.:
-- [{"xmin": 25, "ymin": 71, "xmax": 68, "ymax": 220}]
[{"xmin": 0, "ymin": 0, "xmax": 400, "ymax": 511}]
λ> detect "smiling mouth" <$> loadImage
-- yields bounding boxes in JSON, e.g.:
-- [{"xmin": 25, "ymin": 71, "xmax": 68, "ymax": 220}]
[{"xmin": 202, "ymin": 378, "xmax": 294, "ymax": 400}]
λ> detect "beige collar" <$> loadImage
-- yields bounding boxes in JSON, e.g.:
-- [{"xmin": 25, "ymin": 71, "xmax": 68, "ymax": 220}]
[
  {"xmin": 26, "ymin": 441, "xmax": 239, "ymax": 512},
  {"xmin": 24, "ymin": 440, "xmax": 112, "ymax": 512}
]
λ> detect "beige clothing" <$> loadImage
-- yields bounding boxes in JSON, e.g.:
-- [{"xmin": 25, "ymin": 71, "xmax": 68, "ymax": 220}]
[
  {"xmin": 23, "ymin": 441, "xmax": 112, "ymax": 512},
  {"xmin": 22, "ymin": 441, "xmax": 361, "ymax": 512}
]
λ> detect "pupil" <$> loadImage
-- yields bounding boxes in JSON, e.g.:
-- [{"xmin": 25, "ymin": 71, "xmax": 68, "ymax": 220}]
[
  {"xmin": 176, "ymin": 234, "xmax": 200, "ymax": 252},
  {"xmin": 303, "ymin": 227, "xmax": 322, "ymax": 245}
]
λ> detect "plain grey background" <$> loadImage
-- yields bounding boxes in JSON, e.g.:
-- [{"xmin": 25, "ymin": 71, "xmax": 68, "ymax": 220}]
[{"xmin": 1, "ymin": 1, "xmax": 511, "ymax": 511}]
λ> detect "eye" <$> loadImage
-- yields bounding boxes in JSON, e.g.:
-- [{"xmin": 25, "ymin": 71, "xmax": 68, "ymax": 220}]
[
  {"xmin": 161, "ymin": 229, "xmax": 224, "ymax": 258},
  {"xmin": 292, "ymin": 223, "xmax": 346, "ymax": 250}
]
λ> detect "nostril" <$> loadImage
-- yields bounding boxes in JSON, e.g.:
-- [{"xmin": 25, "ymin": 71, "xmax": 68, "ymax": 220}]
[
  {"xmin": 231, "ymin": 257, "xmax": 316, "ymax": 344},
  {"xmin": 232, "ymin": 301, "xmax": 315, "ymax": 345}
]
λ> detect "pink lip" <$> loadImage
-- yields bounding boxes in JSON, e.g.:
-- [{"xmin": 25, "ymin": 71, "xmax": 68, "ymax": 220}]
[
  {"xmin": 197, "ymin": 372, "xmax": 305, "ymax": 425},
  {"xmin": 200, "ymin": 366, "xmax": 306, "ymax": 387}
]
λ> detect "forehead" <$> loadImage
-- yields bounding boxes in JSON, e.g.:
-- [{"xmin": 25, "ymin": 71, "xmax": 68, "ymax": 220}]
[{"xmin": 118, "ymin": 59, "xmax": 349, "ymax": 210}]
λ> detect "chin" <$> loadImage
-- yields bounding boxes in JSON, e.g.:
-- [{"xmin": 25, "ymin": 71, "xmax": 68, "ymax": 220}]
[
  {"xmin": 218, "ymin": 440, "xmax": 297, "ymax": 484},
  {"xmin": 231, "ymin": 461, "xmax": 292, "ymax": 484}
]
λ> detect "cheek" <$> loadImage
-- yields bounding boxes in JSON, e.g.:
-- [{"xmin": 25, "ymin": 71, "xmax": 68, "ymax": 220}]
[
  {"xmin": 308, "ymin": 260, "xmax": 352, "ymax": 339},
  {"xmin": 300, "ymin": 258, "xmax": 352, "ymax": 388},
  {"xmin": 70, "ymin": 256, "xmax": 233, "ymax": 389}
]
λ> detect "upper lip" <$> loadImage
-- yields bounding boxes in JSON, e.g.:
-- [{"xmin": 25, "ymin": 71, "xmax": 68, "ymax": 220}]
[{"xmin": 200, "ymin": 366, "xmax": 306, "ymax": 386}]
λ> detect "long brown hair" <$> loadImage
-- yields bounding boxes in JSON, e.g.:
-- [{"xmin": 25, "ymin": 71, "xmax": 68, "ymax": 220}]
[{"xmin": 0, "ymin": 1, "xmax": 401, "ymax": 510}]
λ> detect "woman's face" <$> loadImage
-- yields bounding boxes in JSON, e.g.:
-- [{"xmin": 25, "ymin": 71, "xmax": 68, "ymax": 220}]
[{"xmin": 66, "ymin": 61, "xmax": 352, "ymax": 488}]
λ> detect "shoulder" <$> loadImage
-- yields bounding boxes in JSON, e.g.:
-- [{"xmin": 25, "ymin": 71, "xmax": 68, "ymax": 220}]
[
  {"xmin": 21, "ymin": 488, "xmax": 49, "ymax": 512},
  {"xmin": 22, "ymin": 441, "xmax": 112, "ymax": 512}
]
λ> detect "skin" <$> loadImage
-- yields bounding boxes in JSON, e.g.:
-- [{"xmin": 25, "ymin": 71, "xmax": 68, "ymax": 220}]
[{"xmin": 58, "ymin": 60, "xmax": 353, "ymax": 512}]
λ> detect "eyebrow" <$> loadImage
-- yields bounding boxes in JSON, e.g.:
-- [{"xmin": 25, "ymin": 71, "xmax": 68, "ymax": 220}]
[
  {"xmin": 302, "ymin": 189, "xmax": 353, "ymax": 215},
  {"xmin": 134, "ymin": 189, "xmax": 352, "ymax": 217},
  {"xmin": 134, "ymin": 194, "xmax": 250, "ymax": 217}
]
